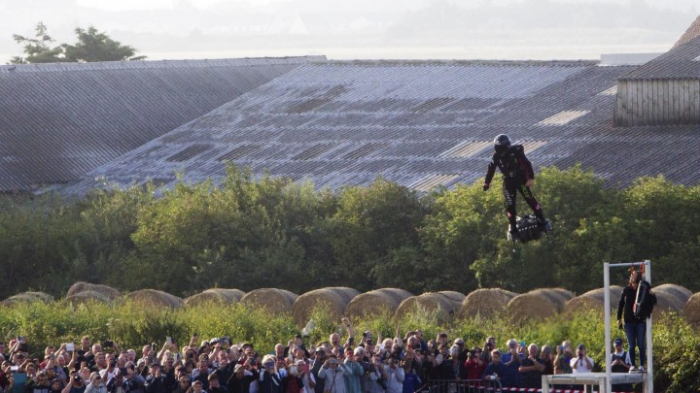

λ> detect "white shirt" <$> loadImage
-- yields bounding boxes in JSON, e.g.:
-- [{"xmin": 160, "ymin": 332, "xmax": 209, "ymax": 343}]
[{"xmin": 570, "ymin": 356, "xmax": 594, "ymax": 373}]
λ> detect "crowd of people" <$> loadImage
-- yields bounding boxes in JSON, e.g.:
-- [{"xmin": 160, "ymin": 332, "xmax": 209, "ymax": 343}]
[{"xmin": 0, "ymin": 315, "xmax": 644, "ymax": 393}]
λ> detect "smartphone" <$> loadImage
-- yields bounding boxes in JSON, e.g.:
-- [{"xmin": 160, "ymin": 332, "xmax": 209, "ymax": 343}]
[
  {"xmin": 18, "ymin": 336, "xmax": 26, "ymax": 344},
  {"xmin": 303, "ymin": 363, "xmax": 309, "ymax": 373},
  {"xmin": 66, "ymin": 343, "xmax": 75, "ymax": 352},
  {"xmin": 166, "ymin": 337, "xmax": 172, "ymax": 345}
]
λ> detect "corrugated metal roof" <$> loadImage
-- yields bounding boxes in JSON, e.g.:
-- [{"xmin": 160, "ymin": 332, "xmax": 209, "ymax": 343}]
[
  {"xmin": 63, "ymin": 58, "xmax": 700, "ymax": 194},
  {"xmin": 0, "ymin": 56, "xmax": 320, "ymax": 191},
  {"xmin": 621, "ymin": 35, "xmax": 700, "ymax": 80}
]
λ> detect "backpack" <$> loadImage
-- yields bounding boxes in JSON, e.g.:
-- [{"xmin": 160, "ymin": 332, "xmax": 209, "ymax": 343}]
[{"xmin": 633, "ymin": 280, "xmax": 656, "ymax": 319}]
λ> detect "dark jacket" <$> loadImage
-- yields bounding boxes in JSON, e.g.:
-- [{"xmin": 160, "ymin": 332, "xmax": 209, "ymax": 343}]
[
  {"xmin": 484, "ymin": 145, "xmax": 534, "ymax": 187},
  {"xmin": 257, "ymin": 372, "xmax": 283, "ymax": 393},
  {"xmin": 227, "ymin": 370, "xmax": 257, "ymax": 393},
  {"xmin": 144, "ymin": 376, "xmax": 167, "ymax": 393},
  {"xmin": 617, "ymin": 286, "xmax": 642, "ymax": 323}
]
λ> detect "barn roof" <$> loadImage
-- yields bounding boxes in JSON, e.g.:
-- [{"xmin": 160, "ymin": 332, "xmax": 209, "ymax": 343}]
[
  {"xmin": 0, "ymin": 56, "xmax": 321, "ymax": 191},
  {"xmin": 621, "ymin": 34, "xmax": 700, "ymax": 80},
  {"xmin": 63, "ymin": 58, "xmax": 700, "ymax": 194}
]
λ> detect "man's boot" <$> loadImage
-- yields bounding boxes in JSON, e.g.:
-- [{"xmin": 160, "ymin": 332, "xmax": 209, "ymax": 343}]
[{"xmin": 509, "ymin": 224, "xmax": 520, "ymax": 241}]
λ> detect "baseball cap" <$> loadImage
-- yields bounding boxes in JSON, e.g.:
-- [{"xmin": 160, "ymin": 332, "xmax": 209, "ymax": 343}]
[
  {"xmin": 577, "ymin": 344, "xmax": 586, "ymax": 350},
  {"xmin": 613, "ymin": 338, "xmax": 623, "ymax": 346}
]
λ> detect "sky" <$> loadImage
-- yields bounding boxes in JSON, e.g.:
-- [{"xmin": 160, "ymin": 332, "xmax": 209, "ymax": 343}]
[{"xmin": 2, "ymin": 0, "xmax": 699, "ymax": 63}]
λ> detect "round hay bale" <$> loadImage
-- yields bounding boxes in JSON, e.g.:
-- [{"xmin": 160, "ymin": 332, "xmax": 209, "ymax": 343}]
[
  {"xmin": 394, "ymin": 292, "xmax": 458, "ymax": 323},
  {"xmin": 123, "ymin": 289, "xmax": 183, "ymax": 309},
  {"xmin": 457, "ymin": 288, "xmax": 517, "ymax": 319},
  {"xmin": 1, "ymin": 291, "xmax": 54, "ymax": 307},
  {"xmin": 682, "ymin": 292, "xmax": 700, "ymax": 326},
  {"xmin": 438, "ymin": 291, "xmax": 466, "ymax": 307},
  {"xmin": 653, "ymin": 284, "xmax": 692, "ymax": 305},
  {"xmin": 66, "ymin": 282, "xmax": 121, "ymax": 300},
  {"xmin": 507, "ymin": 288, "xmax": 571, "ymax": 322},
  {"xmin": 652, "ymin": 289, "xmax": 686, "ymax": 318},
  {"xmin": 65, "ymin": 290, "xmax": 112, "ymax": 307},
  {"xmin": 564, "ymin": 286, "xmax": 623, "ymax": 315},
  {"xmin": 345, "ymin": 288, "xmax": 412, "ymax": 319},
  {"xmin": 328, "ymin": 287, "xmax": 360, "ymax": 304},
  {"xmin": 292, "ymin": 288, "xmax": 353, "ymax": 326},
  {"xmin": 374, "ymin": 288, "xmax": 413, "ymax": 303},
  {"xmin": 184, "ymin": 288, "xmax": 245, "ymax": 307},
  {"xmin": 240, "ymin": 288, "xmax": 298, "ymax": 314}
]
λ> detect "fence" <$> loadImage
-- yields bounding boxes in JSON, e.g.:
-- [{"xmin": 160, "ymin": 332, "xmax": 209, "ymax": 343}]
[{"xmin": 418, "ymin": 379, "xmax": 503, "ymax": 393}]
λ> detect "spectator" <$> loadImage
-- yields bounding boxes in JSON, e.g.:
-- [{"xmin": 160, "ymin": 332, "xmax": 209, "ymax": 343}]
[
  {"xmin": 381, "ymin": 358, "xmax": 404, "ymax": 393},
  {"xmin": 144, "ymin": 364, "xmax": 167, "ymax": 393},
  {"xmin": 342, "ymin": 350, "xmax": 362, "ymax": 393},
  {"xmin": 518, "ymin": 344, "xmax": 544, "ymax": 389},
  {"xmin": 481, "ymin": 350, "xmax": 506, "ymax": 383},
  {"xmin": 99, "ymin": 355, "xmax": 117, "ymax": 384},
  {"xmin": 318, "ymin": 357, "xmax": 349, "ymax": 393},
  {"xmin": 61, "ymin": 373, "xmax": 85, "ymax": 393},
  {"xmin": 610, "ymin": 338, "xmax": 633, "ymax": 392},
  {"xmin": 539, "ymin": 346, "xmax": 554, "ymax": 375},
  {"xmin": 309, "ymin": 349, "xmax": 325, "ymax": 393},
  {"xmin": 499, "ymin": 339, "xmax": 522, "ymax": 388},
  {"xmin": 570, "ymin": 345, "xmax": 593, "ymax": 373},
  {"xmin": 281, "ymin": 362, "xmax": 304, "ymax": 393},
  {"xmin": 190, "ymin": 381, "xmax": 206, "ymax": 393},
  {"xmin": 465, "ymin": 347, "xmax": 486, "ymax": 381},
  {"xmin": 85, "ymin": 373, "xmax": 107, "ymax": 393},
  {"xmin": 174, "ymin": 376, "xmax": 191, "ymax": 393},
  {"xmin": 207, "ymin": 375, "xmax": 227, "ymax": 393},
  {"xmin": 400, "ymin": 358, "xmax": 420, "ymax": 393},
  {"xmin": 617, "ymin": 270, "xmax": 649, "ymax": 373},
  {"xmin": 366, "ymin": 355, "xmax": 385, "ymax": 393},
  {"xmin": 553, "ymin": 343, "xmax": 572, "ymax": 375},
  {"xmin": 27, "ymin": 371, "xmax": 51, "ymax": 393},
  {"xmin": 226, "ymin": 364, "xmax": 256, "ymax": 393},
  {"xmin": 192, "ymin": 362, "xmax": 210, "ymax": 390},
  {"xmin": 122, "ymin": 364, "xmax": 144, "ymax": 393},
  {"xmin": 296, "ymin": 361, "xmax": 315, "ymax": 393},
  {"xmin": 257, "ymin": 356, "xmax": 283, "ymax": 393},
  {"xmin": 106, "ymin": 371, "xmax": 124, "ymax": 393}
]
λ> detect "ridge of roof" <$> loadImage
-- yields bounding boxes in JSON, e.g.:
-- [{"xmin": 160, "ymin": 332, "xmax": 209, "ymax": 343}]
[
  {"xmin": 317, "ymin": 59, "xmax": 600, "ymax": 67},
  {"xmin": 0, "ymin": 55, "xmax": 326, "ymax": 73}
]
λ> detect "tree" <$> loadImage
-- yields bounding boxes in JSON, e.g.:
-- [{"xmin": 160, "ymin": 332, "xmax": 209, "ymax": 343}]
[
  {"xmin": 63, "ymin": 26, "xmax": 146, "ymax": 62},
  {"xmin": 10, "ymin": 22, "xmax": 66, "ymax": 64},
  {"xmin": 10, "ymin": 22, "xmax": 145, "ymax": 64}
]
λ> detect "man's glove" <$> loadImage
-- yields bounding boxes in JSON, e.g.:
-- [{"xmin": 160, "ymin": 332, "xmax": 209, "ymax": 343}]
[{"xmin": 483, "ymin": 184, "xmax": 489, "ymax": 191}]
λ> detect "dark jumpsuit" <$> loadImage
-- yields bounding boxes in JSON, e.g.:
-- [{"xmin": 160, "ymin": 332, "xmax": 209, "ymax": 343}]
[{"xmin": 483, "ymin": 144, "xmax": 545, "ymax": 229}]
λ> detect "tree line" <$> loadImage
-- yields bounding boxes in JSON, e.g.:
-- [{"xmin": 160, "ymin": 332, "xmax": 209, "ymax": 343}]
[{"xmin": 1, "ymin": 165, "xmax": 698, "ymax": 300}]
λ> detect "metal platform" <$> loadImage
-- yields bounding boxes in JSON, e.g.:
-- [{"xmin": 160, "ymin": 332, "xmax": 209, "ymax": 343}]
[{"xmin": 542, "ymin": 372, "xmax": 646, "ymax": 393}]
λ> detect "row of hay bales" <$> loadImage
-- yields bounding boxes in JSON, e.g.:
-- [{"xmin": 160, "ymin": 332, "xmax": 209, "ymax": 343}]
[{"xmin": 3, "ymin": 282, "xmax": 700, "ymax": 328}]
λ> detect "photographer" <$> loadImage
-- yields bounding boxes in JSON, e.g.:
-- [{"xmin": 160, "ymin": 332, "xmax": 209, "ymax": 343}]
[
  {"xmin": 381, "ymin": 358, "xmax": 403, "ymax": 393},
  {"xmin": 465, "ymin": 347, "xmax": 485, "ymax": 381},
  {"xmin": 569, "ymin": 344, "xmax": 593, "ymax": 374},
  {"xmin": 226, "ymin": 363, "xmax": 257, "ymax": 393},
  {"xmin": 479, "ymin": 338, "xmax": 495, "ymax": 364},
  {"xmin": 499, "ymin": 339, "xmax": 522, "ymax": 388},
  {"xmin": 61, "ymin": 372, "xmax": 85, "ymax": 393},
  {"xmin": 122, "ymin": 363, "xmax": 144, "ymax": 393}
]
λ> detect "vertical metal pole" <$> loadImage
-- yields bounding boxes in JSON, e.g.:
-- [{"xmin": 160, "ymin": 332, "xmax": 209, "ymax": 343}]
[
  {"xmin": 644, "ymin": 260, "xmax": 653, "ymax": 393},
  {"xmin": 603, "ymin": 263, "xmax": 612, "ymax": 393}
]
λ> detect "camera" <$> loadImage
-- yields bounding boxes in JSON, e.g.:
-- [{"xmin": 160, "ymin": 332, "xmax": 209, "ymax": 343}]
[
  {"xmin": 104, "ymin": 340, "xmax": 114, "ymax": 348},
  {"xmin": 468, "ymin": 350, "xmax": 476, "ymax": 358}
]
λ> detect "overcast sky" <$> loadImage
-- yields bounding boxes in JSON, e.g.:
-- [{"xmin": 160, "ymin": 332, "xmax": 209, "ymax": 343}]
[{"xmin": 2, "ymin": 0, "xmax": 698, "ymax": 63}]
